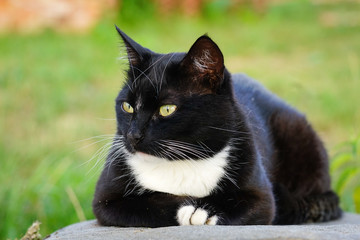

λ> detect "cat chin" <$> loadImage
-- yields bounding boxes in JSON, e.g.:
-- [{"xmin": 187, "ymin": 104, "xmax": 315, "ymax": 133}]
[
  {"xmin": 128, "ymin": 150, "xmax": 164, "ymax": 161},
  {"xmin": 135, "ymin": 151, "xmax": 152, "ymax": 158}
]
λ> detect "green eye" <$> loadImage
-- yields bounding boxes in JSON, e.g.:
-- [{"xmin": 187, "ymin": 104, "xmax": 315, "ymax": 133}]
[
  {"xmin": 122, "ymin": 102, "xmax": 134, "ymax": 113},
  {"xmin": 159, "ymin": 105, "xmax": 177, "ymax": 117}
]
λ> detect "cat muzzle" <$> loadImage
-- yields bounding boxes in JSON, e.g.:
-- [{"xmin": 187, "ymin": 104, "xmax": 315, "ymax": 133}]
[{"xmin": 126, "ymin": 131, "xmax": 143, "ymax": 149}]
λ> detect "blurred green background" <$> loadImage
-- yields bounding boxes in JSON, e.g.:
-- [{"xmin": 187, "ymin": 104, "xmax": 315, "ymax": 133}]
[{"xmin": 1, "ymin": 0, "xmax": 360, "ymax": 238}]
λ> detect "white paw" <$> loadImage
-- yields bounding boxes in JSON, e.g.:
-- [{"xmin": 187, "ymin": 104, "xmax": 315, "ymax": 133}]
[
  {"xmin": 206, "ymin": 215, "xmax": 218, "ymax": 225},
  {"xmin": 177, "ymin": 205, "xmax": 195, "ymax": 225},
  {"xmin": 177, "ymin": 205, "xmax": 218, "ymax": 226}
]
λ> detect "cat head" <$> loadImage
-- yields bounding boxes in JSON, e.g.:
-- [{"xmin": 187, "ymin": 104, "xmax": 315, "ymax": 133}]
[{"xmin": 115, "ymin": 26, "xmax": 237, "ymax": 160}]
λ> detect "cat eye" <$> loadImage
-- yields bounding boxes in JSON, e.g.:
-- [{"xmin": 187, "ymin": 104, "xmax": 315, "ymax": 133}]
[
  {"xmin": 122, "ymin": 102, "xmax": 134, "ymax": 114},
  {"xmin": 159, "ymin": 105, "xmax": 177, "ymax": 117}
]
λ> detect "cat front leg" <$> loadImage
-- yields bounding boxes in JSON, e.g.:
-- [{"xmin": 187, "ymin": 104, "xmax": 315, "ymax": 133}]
[
  {"xmin": 177, "ymin": 204, "xmax": 219, "ymax": 225},
  {"xmin": 93, "ymin": 191, "xmax": 188, "ymax": 227},
  {"xmin": 209, "ymin": 189, "xmax": 275, "ymax": 225},
  {"xmin": 176, "ymin": 188, "xmax": 275, "ymax": 226}
]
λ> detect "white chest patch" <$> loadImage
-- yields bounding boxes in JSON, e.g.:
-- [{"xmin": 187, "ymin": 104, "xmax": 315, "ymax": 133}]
[{"xmin": 127, "ymin": 146, "xmax": 230, "ymax": 198}]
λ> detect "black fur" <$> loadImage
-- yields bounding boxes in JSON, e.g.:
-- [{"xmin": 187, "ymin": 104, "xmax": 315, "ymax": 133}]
[{"xmin": 92, "ymin": 26, "xmax": 342, "ymax": 227}]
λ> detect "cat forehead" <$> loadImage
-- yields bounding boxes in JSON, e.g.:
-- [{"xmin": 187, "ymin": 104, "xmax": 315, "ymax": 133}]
[
  {"xmin": 125, "ymin": 53, "xmax": 182, "ymax": 91},
  {"xmin": 135, "ymin": 88, "xmax": 180, "ymax": 104},
  {"xmin": 120, "ymin": 49, "xmax": 215, "ymax": 104},
  {"xmin": 153, "ymin": 53, "xmax": 184, "ymax": 69}
]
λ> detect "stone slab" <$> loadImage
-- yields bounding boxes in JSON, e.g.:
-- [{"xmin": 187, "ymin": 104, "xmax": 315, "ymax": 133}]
[{"xmin": 46, "ymin": 213, "xmax": 360, "ymax": 240}]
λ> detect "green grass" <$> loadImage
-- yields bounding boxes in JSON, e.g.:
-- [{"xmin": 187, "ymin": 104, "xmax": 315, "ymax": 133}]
[
  {"xmin": 331, "ymin": 134, "xmax": 360, "ymax": 213},
  {"xmin": 1, "ymin": 0, "xmax": 360, "ymax": 238}
]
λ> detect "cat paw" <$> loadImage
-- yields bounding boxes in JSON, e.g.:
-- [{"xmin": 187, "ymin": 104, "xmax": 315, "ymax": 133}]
[{"xmin": 177, "ymin": 205, "xmax": 218, "ymax": 225}]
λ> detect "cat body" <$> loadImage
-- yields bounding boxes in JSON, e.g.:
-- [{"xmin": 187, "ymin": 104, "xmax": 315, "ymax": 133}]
[{"xmin": 92, "ymin": 27, "xmax": 341, "ymax": 227}]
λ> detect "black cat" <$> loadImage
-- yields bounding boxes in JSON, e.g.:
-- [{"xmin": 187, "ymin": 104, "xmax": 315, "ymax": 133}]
[{"xmin": 92, "ymin": 26, "xmax": 342, "ymax": 227}]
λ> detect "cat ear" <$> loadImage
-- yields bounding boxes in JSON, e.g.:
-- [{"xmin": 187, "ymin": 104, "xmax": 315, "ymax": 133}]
[
  {"xmin": 181, "ymin": 35, "xmax": 225, "ymax": 91},
  {"xmin": 115, "ymin": 25, "xmax": 147, "ymax": 66}
]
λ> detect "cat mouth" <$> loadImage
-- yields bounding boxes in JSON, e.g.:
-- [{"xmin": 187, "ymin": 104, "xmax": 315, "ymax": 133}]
[
  {"xmin": 124, "ymin": 139, "xmax": 141, "ymax": 153},
  {"xmin": 125, "ymin": 141, "xmax": 154, "ymax": 157},
  {"xmin": 124, "ymin": 139, "xmax": 215, "ymax": 161}
]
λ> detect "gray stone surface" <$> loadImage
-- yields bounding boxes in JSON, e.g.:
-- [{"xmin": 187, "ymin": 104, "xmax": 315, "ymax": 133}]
[{"xmin": 47, "ymin": 213, "xmax": 360, "ymax": 240}]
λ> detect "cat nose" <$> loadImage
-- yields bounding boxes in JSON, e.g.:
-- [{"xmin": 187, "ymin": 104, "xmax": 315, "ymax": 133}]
[{"xmin": 127, "ymin": 130, "xmax": 143, "ymax": 147}]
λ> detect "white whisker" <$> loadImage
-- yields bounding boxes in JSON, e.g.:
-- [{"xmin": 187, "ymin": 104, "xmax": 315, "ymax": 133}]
[
  {"xmin": 159, "ymin": 53, "xmax": 175, "ymax": 92},
  {"xmin": 132, "ymin": 66, "xmax": 156, "ymax": 90},
  {"xmin": 71, "ymin": 134, "xmax": 115, "ymax": 144},
  {"xmin": 131, "ymin": 54, "xmax": 168, "ymax": 88}
]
